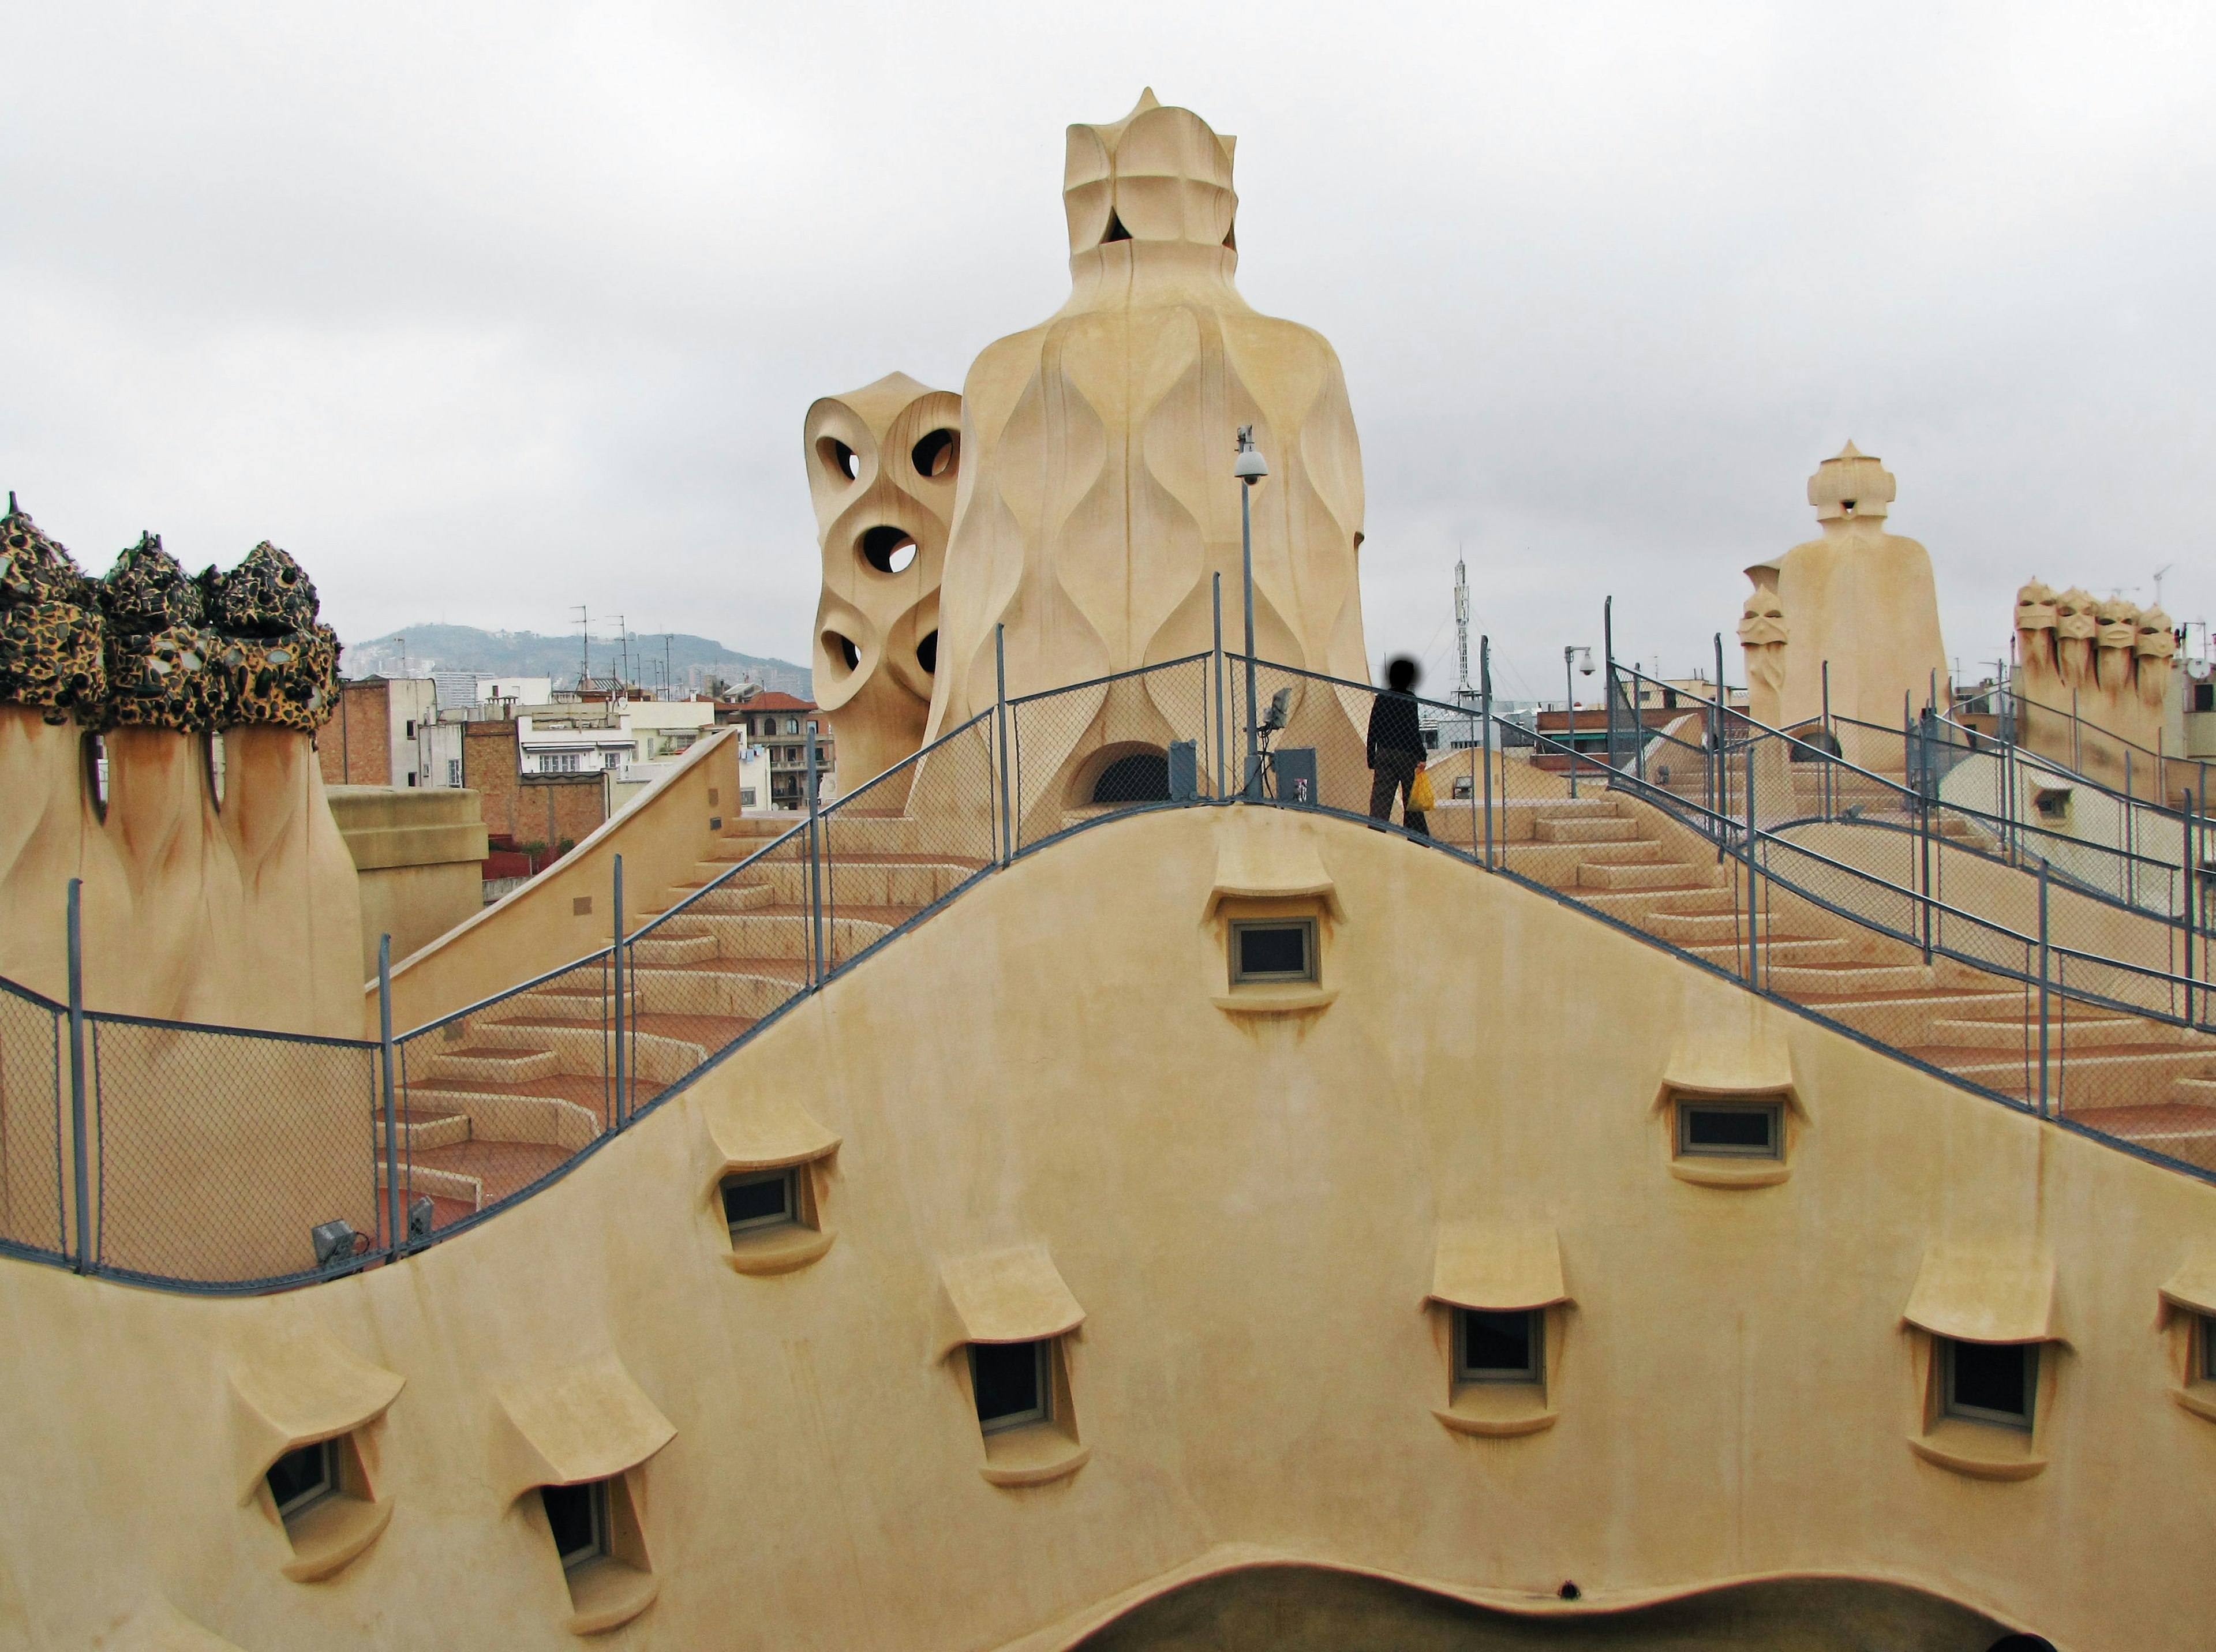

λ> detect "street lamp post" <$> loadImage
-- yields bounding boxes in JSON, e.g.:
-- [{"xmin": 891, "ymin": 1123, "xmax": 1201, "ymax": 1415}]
[
  {"xmin": 1563, "ymin": 645, "xmax": 1593, "ymax": 797},
  {"xmin": 1234, "ymin": 426, "xmax": 1268, "ymax": 795}
]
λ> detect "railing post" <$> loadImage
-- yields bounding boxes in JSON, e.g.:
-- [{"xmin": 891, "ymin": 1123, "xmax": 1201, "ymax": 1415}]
[
  {"xmin": 806, "ymin": 730, "xmax": 825, "ymax": 986},
  {"xmin": 1603, "ymin": 595, "xmax": 1618, "ymax": 779},
  {"xmin": 995, "ymin": 623, "xmax": 1013, "ymax": 861},
  {"xmin": 1821, "ymin": 658, "xmax": 1833, "ymax": 822},
  {"xmin": 66, "ymin": 879, "xmax": 92, "ymax": 1274},
  {"xmin": 1712, "ymin": 632, "xmax": 1726, "ymax": 856},
  {"xmin": 2184, "ymin": 800, "xmax": 2195, "ymax": 1028},
  {"xmin": 1480, "ymin": 635, "xmax": 1495, "ymax": 871},
  {"xmin": 1744, "ymin": 738, "xmax": 1758, "ymax": 988},
  {"xmin": 1212, "ymin": 572, "xmax": 1226, "ymax": 800},
  {"xmin": 1240, "ymin": 479, "xmax": 1259, "ymax": 797},
  {"xmin": 2037, "ymin": 860, "xmax": 2051, "ymax": 1119},
  {"xmin": 612, "ymin": 854, "xmax": 626, "ymax": 1128},
  {"xmin": 379, "ymin": 933, "xmax": 400, "ymax": 1262}
]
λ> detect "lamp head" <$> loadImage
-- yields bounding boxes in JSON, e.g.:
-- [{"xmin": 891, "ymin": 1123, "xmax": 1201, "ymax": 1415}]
[{"xmin": 1233, "ymin": 425, "xmax": 1268, "ymax": 482}]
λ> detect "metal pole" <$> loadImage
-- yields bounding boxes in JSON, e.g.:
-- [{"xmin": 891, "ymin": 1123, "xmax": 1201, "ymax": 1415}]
[
  {"xmin": 1212, "ymin": 571, "xmax": 1226, "ymax": 800},
  {"xmin": 66, "ymin": 880, "xmax": 91, "ymax": 1273},
  {"xmin": 805, "ymin": 730, "xmax": 824, "ymax": 985},
  {"xmin": 995, "ymin": 623, "xmax": 1013, "ymax": 860},
  {"xmin": 1821, "ymin": 659, "xmax": 1832, "ymax": 822},
  {"xmin": 1603, "ymin": 595, "xmax": 1617, "ymax": 779},
  {"xmin": 1480, "ymin": 635, "xmax": 1495, "ymax": 871},
  {"xmin": 2184, "ymin": 799, "xmax": 2195, "ymax": 1027},
  {"xmin": 1241, "ymin": 479, "xmax": 1259, "ymax": 796},
  {"xmin": 612, "ymin": 855, "xmax": 626, "ymax": 1128},
  {"xmin": 1564, "ymin": 647, "xmax": 1578, "ymax": 800},
  {"xmin": 2037, "ymin": 860, "xmax": 2051, "ymax": 1118},
  {"xmin": 1712, "ymin": 632, "xmax": 1727, "ymax": 851},
  {"xmin": 378, "ymin": 933, "xmax": 400, "ymax": 1262},
  {"xmin": 1744, "ymin": 737, "xmax": 1758, "ymax": 988}
]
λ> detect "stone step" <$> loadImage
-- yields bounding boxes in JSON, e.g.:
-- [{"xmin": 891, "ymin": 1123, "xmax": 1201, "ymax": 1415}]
[
  {"xmin": 1927, "ymin": 1015, "xmax": 2187, "ymax": 1051},
  {"xmin": 1764, "ymin": 952, "xmax": 1941, "ymax": 992},
  {"xmin": 1922, "ymin": 1047, "xmax": 2214, "ymax": 1110},
  {"xmin": 1532, "ymin": 817, "xmax": 1640, "ymax": 844},
  {"xmin": 1683, "ymin": 935, "xmax": 1859, "ymax": 967},
  {"xmin": 1571, "ymin": 884, "xmax": 1734, "ymax": 919},
  {"xmin": 395, "ymin": 1087, "xmax": 604, "ymax": 1152},
  {"xmin": 631, "ymin": 933, "xmax": 717, "ymax": 966},
  {"xmin": 373, "ymin": 1108, "xmax": 471, "ymax": 1153},
  {"xmin": 1642, "ymin": 911, "xmax": 1781, "ymax": 945},
  {"xmin": 2169, "ymin": 1077, "xmax": 2216, "ymax": 1107},
  {"xmin": 376, "ymin": 1160, "xmax": 482, "ymax": 1211},
  {"xmin": 1578, "ymin": 860, "xmax": 1716, "ymax": 891},
  {"xmin": 421, "ymin": 1046, "xmax": 562, "ymax": 1084}
]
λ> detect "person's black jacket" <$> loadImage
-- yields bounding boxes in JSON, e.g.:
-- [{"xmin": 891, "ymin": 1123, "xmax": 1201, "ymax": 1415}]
[{"xmin": 1367, "ymin": 691, "xmax": 1424, "ymax": 766}]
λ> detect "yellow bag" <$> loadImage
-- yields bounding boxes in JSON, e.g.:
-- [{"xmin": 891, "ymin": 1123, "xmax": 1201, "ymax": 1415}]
[{"xmin": 1408, "ymin": 763, "xmax": 1436, "ymax": 812}]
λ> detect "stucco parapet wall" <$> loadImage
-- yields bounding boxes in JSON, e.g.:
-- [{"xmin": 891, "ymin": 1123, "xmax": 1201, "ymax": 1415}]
[
  {"xmin": 13, "ymin": 806, "xmax": 2216, "ymax": 1649},
  {"xmin": 372, "ymin": 725, "xmax": 738, "ymax": 1025},
  {"xmin": 327, "ymin": 785, "xmax": 489, "ymax": 872}
]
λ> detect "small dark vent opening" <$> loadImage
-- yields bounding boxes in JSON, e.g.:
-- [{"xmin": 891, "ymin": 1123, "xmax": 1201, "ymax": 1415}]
[
  {"xmin": 817, "ymin": 436, "xmax": 860, "ymax": 482},
  {"xmin": 826, "ymin": 632, "xmax": 859, "ymax": 672},
  {"xmin": 1223, "ymin": 220, "xmax": 1237, "ymax": 250},
  {"xmin": 859, "ymin": 526, "xmax": 918, "ymax": 574},
  {"xmin": 1092, "ymin": 750, "xmax": 1167, "ymax": 802},
  {"xmin": 916, "ymin": 630, "xmax": 938, "ymax": 674},
  {"xmin": 912, "ymin": 428, "xmax": 959, "ymax": 479},
  {"xmin": 1103, "ymin": 211, "xmax": 1131, "ymax": 244}
]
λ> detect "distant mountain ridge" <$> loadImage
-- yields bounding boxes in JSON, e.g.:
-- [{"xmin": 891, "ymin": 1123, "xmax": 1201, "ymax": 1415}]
[{"xmin": 340, "ymin": 624, "xmax": 811, "ymax": 698}]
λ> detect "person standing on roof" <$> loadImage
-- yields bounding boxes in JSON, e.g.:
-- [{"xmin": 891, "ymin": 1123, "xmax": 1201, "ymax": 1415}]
[{"xmin": 1367, "ymin": 655, "xmax": 1429, "ymax": 836}]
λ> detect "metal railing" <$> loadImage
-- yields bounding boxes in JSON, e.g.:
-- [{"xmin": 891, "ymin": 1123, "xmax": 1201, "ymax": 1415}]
[{"xmin": 10, "ymin": 633, "xmax": 2216, "ymax": 1296}]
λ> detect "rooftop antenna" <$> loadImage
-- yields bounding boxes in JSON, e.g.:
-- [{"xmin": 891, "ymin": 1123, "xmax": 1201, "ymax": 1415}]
[
  {"xmin": 1453, "ymin": 550, "xmax": 1474, "ymax": 706},
  {"xmin": 2155, "ymin": 563, "xmax": 2175, "ymax": 610},
  {"xmin": 572, "ymin": 605, "xmax": 590, "ymax": 691}
]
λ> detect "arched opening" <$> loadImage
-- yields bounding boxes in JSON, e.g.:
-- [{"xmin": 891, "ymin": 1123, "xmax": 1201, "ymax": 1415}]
[
  {"xmin": 911, "ymin": 429, "xmax": 959, "ymax": 480},
  {"xmin": 858, "ymin": 526, "xmax": 918, "ymax": 575},
  {"xmin": 816, "ymin": 436, "xmax": 861, "ymax": 482},
  {"xmin": 1092, "ymin": 750, "xmax": 1169, "ymax": 804},
  {"xmin": 915, "ymin": 630, "xmax": 938, "ymax": 675}
]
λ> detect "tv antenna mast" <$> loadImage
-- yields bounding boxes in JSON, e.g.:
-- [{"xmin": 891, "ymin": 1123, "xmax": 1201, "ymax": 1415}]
[{"xmin": 1453, "ymin": 552, "xmax": 1474, "ymax": 706}]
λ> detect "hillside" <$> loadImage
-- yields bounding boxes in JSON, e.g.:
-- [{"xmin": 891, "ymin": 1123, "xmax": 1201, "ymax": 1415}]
[{"xmin": 339, "ymin": 624, "xmax": 811, "ymax": 698}]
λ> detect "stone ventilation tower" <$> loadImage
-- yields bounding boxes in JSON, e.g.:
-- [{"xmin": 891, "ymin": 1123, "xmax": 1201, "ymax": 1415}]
[
  {"xmin": 1742, "ymin": 441, "xmax": 1948, "ymax": 767},
  {"xmin": 922, "ymin": 89, "xmax": 1371, "ymax": 811},
  {"xmin": 804, "ymin": 373, "xmax": 963, "ymax": 790}
]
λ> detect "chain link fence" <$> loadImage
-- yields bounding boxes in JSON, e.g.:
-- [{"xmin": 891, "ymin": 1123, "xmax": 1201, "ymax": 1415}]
[
  {"xmin": 1008, "ymin": 654, "xmax": 1219, "ymax": 852},
  {"xmin": 0, "ymin": 977, "xmax": 67, "ymax": 1265}
]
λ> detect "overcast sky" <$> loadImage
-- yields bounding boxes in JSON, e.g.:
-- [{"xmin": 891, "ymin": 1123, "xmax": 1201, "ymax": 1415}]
[{"xmin": 5, "ymin": 2, "xmax": 2213, "ymax": 705}]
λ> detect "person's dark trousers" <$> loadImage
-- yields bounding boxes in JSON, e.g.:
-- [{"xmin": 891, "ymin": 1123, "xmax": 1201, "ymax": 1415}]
[{"xmin": 1367, "ymin": 748, "xmax": 1428, "ymax": 836}]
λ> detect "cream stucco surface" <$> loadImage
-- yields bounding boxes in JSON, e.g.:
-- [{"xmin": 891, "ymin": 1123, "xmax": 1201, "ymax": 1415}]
[{"xmin": 0, "ymin": 804, "xmax": 2210, "ymax": 1649}]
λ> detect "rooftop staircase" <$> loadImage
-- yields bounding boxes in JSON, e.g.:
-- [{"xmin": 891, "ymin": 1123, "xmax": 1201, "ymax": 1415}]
[
  {"xmin": 1465, "ymin": 786, "xmax": 2216, "ymax": 1173},
  {"xmin": 384, "ymin": 813, "xmax": 990, "ymax": 1227}
]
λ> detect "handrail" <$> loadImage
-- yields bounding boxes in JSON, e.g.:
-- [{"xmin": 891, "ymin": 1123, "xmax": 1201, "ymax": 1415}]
[{"xmin": 17, "ymin": 647, "xmax": 2216, "ymax": 1299}]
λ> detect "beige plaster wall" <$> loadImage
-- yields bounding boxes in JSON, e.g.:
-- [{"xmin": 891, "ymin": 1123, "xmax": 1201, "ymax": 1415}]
[
  {"xmin": 328, "ymin": 787, "xmax": 491, "ymax": 982},
  {"xmin": 0, "ymin": 805, "xmax": 2210, "ymax": 1649}
]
